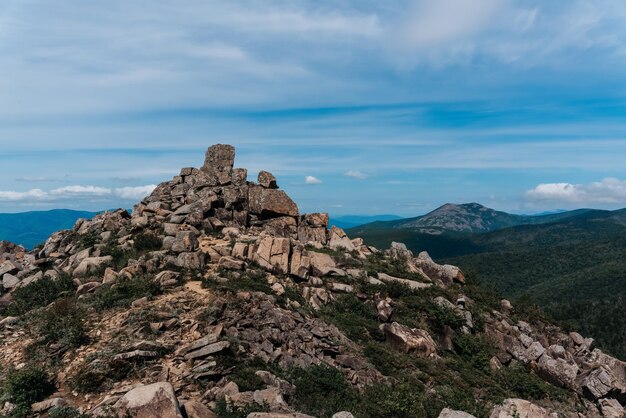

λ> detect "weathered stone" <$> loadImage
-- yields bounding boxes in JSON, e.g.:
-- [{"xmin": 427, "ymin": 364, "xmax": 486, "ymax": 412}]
[
  {"xmin": 309, "ymin": 251, "xmax": 336, "ymax": 277},
  {"xmin": 171, "ymin": 231, "xmax": 198, "ymax": 253},
  {"xmin": 580, "ymin": 366, "xmax": 614, "ymax": 399},
  {"xmin": 525, "ymin": 341, "xmax": 545, "ymax": 361},
  {"xmin": 183, "ymin": 401, "xmax": 217, "ymax": 418},
  {"xmin": 598, "ymin": 398, "xmax": 624, "ymax": 418},
  {"xmin": 114, "ymin": 382, "xmax": 183, "ymax": 418},
  {"xmin": 73, "ymin": 256, "xmax": 112, "ymax": 276},
  {"xmin": 252, "ymin": 387, "xmax": 288, "ymax": 410},
  {"xmin": 0, "ymin": 316, "xmax": 19, "ymax": 326},
  {"xmin": 302, "ymin": 213, "xmax": 329, "ymax": 228},
  {"xmin": 536, "ymin": 354, "xmax": 578, "ymax": 388},
  {"xmin": 185, "ymin": 341, "xmax": 230, "ymax": 360},
  {"xmin": 380, "ymin": 322, "xmax": 437, "ymax": 358},
  {"xmin": 377, "ymin": 299, "xmax": 393, "ymax": 322},
  {"xmin": 112, "ymin": 350, "xmax": 158, "ymax": 361},
  {"xmin": 258, "ymin": 171, "xmax": 278, "ymax": 189},
  {"xmin": 415, "ymin": 251, "xmax": 465, "ymax": 286},
  {"xmin": 31, "ymin": 398, "xmax": 66, "ymax": 413},
  {"xmin": 331, "ymin": 282, "xmax": 353, "ymax": 292},
  {"xmin": 0, "ymin": 260, "xmax": 19, "ymax": 276},
  {"xmin": 2, "ymin": 273, "xmax": 19, "ymax": 289},
  {"xmin": 255, "ymin": 237, "xmax": 290, "ymax": 274},
  {"xmin": 297, "ymin": 225, "xmax": 327, "ymax": 245},
  {"xmin": 201, "ymin": 144, "xmax": 235, "ymax": 175},
  {"xmin": 290, "ymin": 247, "xmax": 310, "ymax": 279},
  {"xmin": 77, "ymin": 281, "xmax": 101, "ymax": 295},
  {"xmin": 218, "ymin": 256, "xmax": 245, "ymax": 271},
  {"xmin": 18, "ymin": 270, "xmax": 43, "ymax": 287},
  {"xmin": 438, "ymin": 409, "xmax": 477, "ymax": 418},
  {"xmin": 260, "ymin": 217, "xmax": 297, "ymax": 238},
  {"xmin": 377, "ymin": 272, "xmax": 432, "ymax": 290},
  {"xmin": 248, "ymin": 185, "xmax": 298, "ymax": 218},
  {"xmin": 328, "ymin": 226, "xmax": 355, "ymax": 252},
  {"xmin": 176, "ymin": 252, "xmax": 206, "ymax": 270},
  {"xmin": 332, "ymin": 413, "xmax": 355, "ymax": 418},
  {"xmin": 489, "ymin": 399, "xmax": 556, "ymax": 418}
]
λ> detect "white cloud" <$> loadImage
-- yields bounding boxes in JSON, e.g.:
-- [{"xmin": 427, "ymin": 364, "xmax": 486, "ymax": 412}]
[
  {"xmin": 114, "ymin": 185, "xmax": 157, "ymax": 200},
  {"xmin": 50, "ymin": 185, "xmax": 112, "ymax": 196},
  {"xmin": 0, "ymin": 184, "xmax": 156, "ymax": 202},
  {"xmin": 344, "ymin": 170, "xmax": 368, "ymax": 180},
  {"xmin": 526, "ymin": 178, "xmax": 626, "ymax": 204},
  {"xmin": 0, "ymin": 189, "xmax": 47, "ymax": 201},
  {"xmin": 305, "ymin": 176, "xmax": 322, "ymax": 185}
]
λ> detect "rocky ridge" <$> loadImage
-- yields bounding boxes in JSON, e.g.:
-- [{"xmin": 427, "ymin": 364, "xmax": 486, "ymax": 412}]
[{"xmin": 0, "ymin": 145, "xmax": 624, "ymax": 417}]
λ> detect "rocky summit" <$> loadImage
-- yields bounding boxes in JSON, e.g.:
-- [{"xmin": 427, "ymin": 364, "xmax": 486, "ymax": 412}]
[{"xmin": 0, "ymin": 145, "xmax": 625, "ymax": 418}]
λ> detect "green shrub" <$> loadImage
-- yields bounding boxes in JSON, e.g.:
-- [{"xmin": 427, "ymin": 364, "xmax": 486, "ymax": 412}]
[
  {"xmin": 497, "ymin": 364, "xmax": 566, "ymax": 401},
  {"xmin": 68, "ymin": 358, "xmax": 134, "ymax": 394},
  {"xmin": 2, "ymin": 367, "xmax": 55, "ymax": 412},
  {"xmin": 423, "ymin": 384, "xmax": 490, "ymax": 418},
  {"xmin": 289, "ymin": 365, "xmax": 359, "ymax": 418},
  {"xmin": 320, "ymin": 294, "xmax": 383, "ymax": 343},
  {"xmin": 7, "ymin": 275, "xmax": 76, "ymax": 315},
  {"xmin": 360, "ymin": 379, "xmax": 426, "ymax": 418},
  {"xmin": 214, "ymin": 399, "xmax": 270, "ymax": 418},
  {"xmin": 34, "ymin": 297, "xmax": 88, "ymax": 348},
  {"xmin": 86, "ymin": 276, "xmax": 160, "ymax": 311},
  {"xmin": 452, "ymin": 333, "xmax": 493, "ymax": 372},
  {"xmin": 202, "ymin": 269, "xmax": 273, "ymax": 295},
  {"xmin": 229, "ymin": 365, "xmax": 265, "ymax": 392},
  {"xmin": 133, "ymin": 233, "xmax": 162, "ymax": 253}
]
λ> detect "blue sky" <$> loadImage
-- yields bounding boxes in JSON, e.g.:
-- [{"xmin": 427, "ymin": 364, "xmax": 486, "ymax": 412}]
[{"xmin": 1, "ymin": 0, "xmax": 626, "ymax": 215}]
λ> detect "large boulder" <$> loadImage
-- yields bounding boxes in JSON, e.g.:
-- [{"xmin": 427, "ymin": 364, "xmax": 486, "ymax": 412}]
[
  {"xmin": 114, "ymin": 382, "xmax": 183, "ymax": 418},
  {"xmin": 73, "ymin": 256, "xmax": 113, "ymax": 276},
  {"xmin": 328, "ymin": 227, "xmax": 355, "ymax": 252},
  {"xmin": 489, "ymin": 399, "xmax": 556, "ymax": 418},
  {"xmin": 249, "ymin": 185, "xmax": 299, "ymax": 218},
  {"xmin": 183, "ymin": 400, "xmax": 217, "ymax": 418},
  {"xmin": 598, "ymin": 398, "xmax": 625, "ymax": 418},
  {"xmin": 290, "ymin": 247, "xmax": 311, "ymax": 279},
  {"xmin": 2, "ymin": 273, "xmax": 20, "ymax": 290},
  {"xmin": 536, "ymin": 354, "xmax": 578, "ymax": 389},
  {"xmin": 438, "ymin": 409, "xmax": 477, "ymax": 418},
  {"xmin": 258, "ymin": 171, "xmax": 278, "ymax": 189},
  {"xmin": 580, "ymin": 366, "xmax": 614, "ymax": 400},
  {"xmin": 309, "ymin": 251, "xmax": 337, "ymax": 277},
  {"xmin": 201, "ymin": 144, "xmax": 235, "ymax": 184},
  {"xmin": 380, "ymin": 322, "xmax": 437, "ymax": 358},
  {"xmin": 254, "ymin": 237, "xmax": 291, "ymax": 274},
  {"xmin": 415, "ymin": 252, "xmax": 465, "ymax": 286}
]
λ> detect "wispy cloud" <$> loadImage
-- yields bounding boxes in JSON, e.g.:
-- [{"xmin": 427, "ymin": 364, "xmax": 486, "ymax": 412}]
[
  {"xmin": 526, "ymin": 178, "xmax": 626, "ymax": 204},
  {"xmin": 0, "ymin": 184, "xmax": 156, "ymax": 202},
  {"xmin": 344, "ymin": 170, "xmax": 368, "ymax": 180},
  {"xmin": 304, "ymin": 176, "xmax": 322, "ymax": 185}
]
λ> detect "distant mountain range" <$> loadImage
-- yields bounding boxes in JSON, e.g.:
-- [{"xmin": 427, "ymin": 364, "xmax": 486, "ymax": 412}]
[
  {"xmin": 0, "ymin": 209, "xmax": 98, "ymax": 249},
  {"xmin": 349, "ymin": 202, "xmax": 626, "ymax": 358},
  {"xmin": 355, "ymin": 202, "xmax": 594, "ymax": 235},
  {"xmin": 328, "ymin": 214, "xmax": 404, "ymax": 230}
]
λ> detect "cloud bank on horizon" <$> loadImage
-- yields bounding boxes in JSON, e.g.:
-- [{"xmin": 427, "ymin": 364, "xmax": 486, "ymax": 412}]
[{"xmin": 0, "ymin": 0, "xmax": 626, "ymax": 214}]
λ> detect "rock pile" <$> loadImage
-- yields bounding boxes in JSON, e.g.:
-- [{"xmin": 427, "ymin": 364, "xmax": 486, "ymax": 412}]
[{"xmin": 1, "ymin": 144, "xmax": 624, "ymax": 417}]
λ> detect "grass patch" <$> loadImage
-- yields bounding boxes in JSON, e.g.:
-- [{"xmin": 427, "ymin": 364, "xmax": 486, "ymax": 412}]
[
  {"xmin": 31, "ymin": 297, "xmax": 88, "ymax": 349},
  {"xmin": 7, "ymin": 275, "xmax": 75, "ymax": 316},
  {"xmin": 85, "ymin": 276, "xmax": 161, "ymax": 311},
  {"xmin": 1, "ymin": 366, "xmax": 55, "ymax": 416}
]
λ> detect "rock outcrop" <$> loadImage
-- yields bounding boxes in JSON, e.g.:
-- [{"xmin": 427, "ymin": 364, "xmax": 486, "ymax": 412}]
[{"xmin": 0, "ymin": 144, "xmax": 622, "ymax": 418}]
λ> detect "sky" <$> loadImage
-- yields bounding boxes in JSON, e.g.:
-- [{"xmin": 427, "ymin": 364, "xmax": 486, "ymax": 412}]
[{"xmin": 1, "ymin": 0, "xmax": 626, "ymax": 216}]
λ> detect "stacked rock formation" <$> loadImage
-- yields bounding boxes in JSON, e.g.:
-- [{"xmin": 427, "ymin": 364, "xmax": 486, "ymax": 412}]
[{"xmin": 1, "ymin": 144, "xmax": 625, "ymax": 418}]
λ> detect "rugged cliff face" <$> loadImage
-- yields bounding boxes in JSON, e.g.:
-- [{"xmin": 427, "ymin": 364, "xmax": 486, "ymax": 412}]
[{"xmin": 0, "ymin": 145, "xmax": 624, "ymax": 418}]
